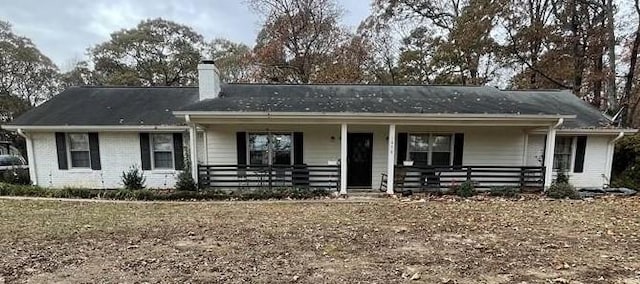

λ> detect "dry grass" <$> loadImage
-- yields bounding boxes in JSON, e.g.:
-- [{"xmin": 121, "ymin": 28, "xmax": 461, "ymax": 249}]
[{"xmin": 1, "ymin": 197, "xmax": 640, "ymax": 283}]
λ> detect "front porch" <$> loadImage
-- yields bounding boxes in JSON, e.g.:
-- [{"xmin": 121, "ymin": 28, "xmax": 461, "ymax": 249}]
[
  {"xmin": 184, "ymin": 115, "xmax": 564, "ymax": 194},
  {"xmin": 197, "ymin": 164, "xmax": 545, "ymax": 193}
]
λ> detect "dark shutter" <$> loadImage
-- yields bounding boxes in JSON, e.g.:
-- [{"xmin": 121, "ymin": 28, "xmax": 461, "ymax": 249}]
[
  {"xmin": 542, "ymin": 135, "xmax": 547, "ymax": 166},
  {"xmin": 453, "ymin": 133, "xmax": 464, "ymax": 166},
  {"xmin": 55, "ymin": 132, "xmax": 68, "ymax": 170},
  {"xmin": 173, "ymin": 133, "xmax": 184, "ymax": 170},
  {"xmin": 139, "ymin": 133, "xmax": 151, "ymax": 170},
  {"xmin": 573, "ymin": 136, "xmax": 587, "ymax": 173},
  {"xmin": 396, "ymin": 133, "xmax": 408, "ymax": 165},
  {"xmin": 293, "ymin": 132, "xmax": 304, "ymax": 165},
  {"xmin": 236, "ymin": 132, "xmax": 247, "ymax": 165},
  {"xmin": 88, "ymin": 133, "xmax": 101, "ymax": 170}
]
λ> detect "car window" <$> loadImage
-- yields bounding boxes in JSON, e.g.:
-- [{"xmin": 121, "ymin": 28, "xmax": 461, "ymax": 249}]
[{"xmin": 0, "ymin": 156, "xmax": 25, "ymax": 166}]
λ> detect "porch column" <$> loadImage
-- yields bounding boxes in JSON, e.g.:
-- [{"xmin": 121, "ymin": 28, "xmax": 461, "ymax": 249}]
[
  {"xmin": 543, "ymin": 126, "xmax": 557, "ymax": 189},
  {"xmin": 340, "ymin": 123, "xmax": 348, "ymax": 195},
  {"xmin": 189, "ymin": 123, "xmax": 198, "ymax": 181},
  {"xmin": 386, "ymin": 124, "xmax": 396, "ymax": 194}
]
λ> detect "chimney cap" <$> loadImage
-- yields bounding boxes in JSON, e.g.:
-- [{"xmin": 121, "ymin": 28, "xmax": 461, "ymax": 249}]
[{"xmin": 200, "ymin": 59, "xmax": 215, "ymax": 65}]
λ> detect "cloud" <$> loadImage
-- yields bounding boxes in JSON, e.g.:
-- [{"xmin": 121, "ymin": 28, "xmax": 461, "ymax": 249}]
[{"xmin": 86, "ymin": 1, "xmax": 145, "ymax": 38}]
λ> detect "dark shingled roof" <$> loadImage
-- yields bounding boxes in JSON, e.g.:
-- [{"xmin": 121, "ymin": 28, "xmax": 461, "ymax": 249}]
[
  {"xmin": 10, "ymin": 86, "xmax": 199, "ymax": 126},
  {"xmin": 9, "ymin": 84, "xmax": 612, "ymax": 129},
  {"xmin": 180, "ymin": 84, "xmax": 611, "ymax": 129}
]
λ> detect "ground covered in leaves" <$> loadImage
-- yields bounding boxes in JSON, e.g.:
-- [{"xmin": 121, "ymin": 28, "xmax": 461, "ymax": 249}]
[{"xmin": 1, "ymin": 197, "xmax": 640, "ymax": 283}]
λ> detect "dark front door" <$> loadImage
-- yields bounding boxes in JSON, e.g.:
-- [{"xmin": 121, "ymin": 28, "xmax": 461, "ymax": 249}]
[{"xmin": 347, "ymin": 133, "xmax": 373, "ymax": 187}]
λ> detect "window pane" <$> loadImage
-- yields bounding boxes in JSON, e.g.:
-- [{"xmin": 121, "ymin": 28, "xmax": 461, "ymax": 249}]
[
  {"xmin": 432, "ymin": 152, "xmax": 451, "ymax": 166},
  {"xmin": 71, "ymin": 151, "xmax": 90, "ymax": 168},
  {"xmin": 69, "ymin": 133, "xmax": 89, "ymax": 151},
  {"xmin": 553, "ymin": 154, "xmax": 571, "ymax": 171},
  {"xmin": 152, "ymin": 134, "xmax": 173, "ymax": 151},
  {"xmin": 555, "ymin": 137, "xmax": 572, "ymax": 154},
  {"xmin": 250, "ymin": 150, "xmax": 268, "ymax": 165},
  {"xmin": 432, "ymin": 135, "xmax": 451, "ymax": 152},
  {"xmin": 273, "ymin": 151, "xmax": 291, "ymax": 165},
  {"xmin": 249, "ymin": 134, "xmax": 269, "ymax": 151},
  {"xmin": 409, "ymin": 135, "xmax": 429, "ymax": 152},
  {"xmin": 271, "ymin": 134, "xmax": 291, "ymax": 152},
  {"xmin": 553, "ymin": 137, "xmax": 573, "ymax": 171},
  {"xmin": 409, "ymin": 152, "xmax": 428, "ymax": 166},
  {"xmin": 154, "ymin": 151, "xmax": 173, "ymax": 168}
]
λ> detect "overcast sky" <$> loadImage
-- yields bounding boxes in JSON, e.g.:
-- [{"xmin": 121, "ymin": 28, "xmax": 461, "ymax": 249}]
[{"xmin": 0, "ymin": 0, "xmax": 372, "ymax": 71}]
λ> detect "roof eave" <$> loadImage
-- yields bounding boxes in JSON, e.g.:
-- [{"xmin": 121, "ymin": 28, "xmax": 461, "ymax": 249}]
[
  {"xmin": 173, "ymin": 111, "xmax": 575, "ymax": 121},
  {"xmin": 1, "ymin": 125, "xmax": 190, "ymax": 132}
]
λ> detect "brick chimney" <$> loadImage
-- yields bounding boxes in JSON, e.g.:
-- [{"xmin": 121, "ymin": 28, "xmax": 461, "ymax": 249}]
[{"xmin": 197, "ymin": 60, "xmax": 221, "ymax": 100}]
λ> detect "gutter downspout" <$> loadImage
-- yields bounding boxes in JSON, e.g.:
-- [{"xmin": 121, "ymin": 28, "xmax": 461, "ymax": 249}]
[
  {"xmin": 604, "ymin": 131, "xmax": 625, "ymax": 187},
  {"xmin": 185, "ymin": 115, "xmax": 198, "ymax": 181},
  {"xmin": 17, "ymin": 129, "xmax": 37, "ymax": 186},
  {"xmin": 543, "ymin": 118, "xmax": 564, "ymax": 189}
]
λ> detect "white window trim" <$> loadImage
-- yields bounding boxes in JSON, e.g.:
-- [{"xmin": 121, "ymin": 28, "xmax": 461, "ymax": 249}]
[
  {"xmin": 246, "ymin": 132, "xmax": 294, "ymax": 166},
  {"xmin": 406, "ymin": 133, "xmax": 454, "ymax": 166},
  {"xmin": 150, "ymin": 133, "xmax": 175, "ymax": 170},
  {"xmin": 66, "ymin": 133, "xmax": 91, "ymax": 169},
  {"xmin": 552, "ymin": 136, "xmax": 576, "ymax": 173}
]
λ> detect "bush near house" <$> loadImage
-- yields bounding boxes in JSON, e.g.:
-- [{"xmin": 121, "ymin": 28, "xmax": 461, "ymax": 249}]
[
  {"xmin": 121, "ymin": 166, "xmax": 146, "ymax": 190},
  {"xmin": 611, "ymin": 134, "xmax": 640, "ymax": 189},
  {"xmin": 489, "ymin": 186, "xmax": 520, "ymax": 198},
  {"xmin": 450, "ymin": 181, "xmax": 476, "ymax": 197},
  {"xmin": 546, "ymin": 172, "xmax": 581, "ymax": 199},
  {"xmin": 175, "ymin": 168, "xmax": 198, "ymax": 191},
  {"xmin": 0, "ymin": 168, "xmax": 30, "ymax": 185},
  {"xmin": 0, "ymin": 183, "xmax": 330, "ymax": 201}
]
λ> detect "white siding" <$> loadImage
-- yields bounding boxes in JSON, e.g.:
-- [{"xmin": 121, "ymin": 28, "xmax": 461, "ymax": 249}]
[
  {"xmin": 397, "ymin": 126, "xmax": 528, "ymax": 166},
  {"xmin": 526, "ymin": 134, "xmax": 612, "ymax": 188},
  {"xmin": 206, "ymin": 125, "xmax": 538, "ymax": 190},
  {"xmin": 30, "ymin": 131, "xmax": 203, "ymax": 189}
]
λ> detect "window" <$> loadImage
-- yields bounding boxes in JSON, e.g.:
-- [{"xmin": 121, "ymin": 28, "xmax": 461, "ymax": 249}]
[
  {"xmin": 408, "ymin": 134, "xmax": 453, "ymax": 166},
  {"xmin": 553, "ymin": 137, "xmax": 574, "ymax": 171},
  {"xmin": 248, "ymin": 133, "xmax": 292, "ymax": 165},
  {"xmin": 151, "ymin": 134, "xmax": 174, "ymax": 169},
  {"xmin": 67, "ymin": 133, "xmax": 91, "ymax": 168}
]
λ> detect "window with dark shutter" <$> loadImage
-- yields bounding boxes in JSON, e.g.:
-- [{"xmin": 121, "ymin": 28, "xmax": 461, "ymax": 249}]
[
  {"xmin": 139, "ymin": 133, "xmax": 151, "ymax": 170},
  {"xmin": 396, "ymin": 133, "xmax": 408, "ymax": 165},
  {"xmin": 573, "ymin": 136, "xmax": 587, "ymax": 173},
  {"xmin": 293, "ymin": 132, "xmax": 304, "ymax": 165},
  {"xmin": 236, "ymin": 132, "xmax": 247, "ymax": 165},
  {"xmin": 173, "ymin": 133, "xmax": 184, "ymax": 170},
  {"xmin": 55, "ymin": 132, "xmax": 68, "ymax": 170},
  {"xmin": 453, "ymin": 133, "xmax": 464, "ymax": 166},
  {"xmin": 88, "ymin": 133, "xmax": 101, "ymax": 170}
]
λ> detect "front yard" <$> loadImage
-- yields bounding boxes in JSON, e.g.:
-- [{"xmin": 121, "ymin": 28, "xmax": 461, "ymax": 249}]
[{"xmin": 1, "ymin": 197, "xmax": 640, "ymax": 283}]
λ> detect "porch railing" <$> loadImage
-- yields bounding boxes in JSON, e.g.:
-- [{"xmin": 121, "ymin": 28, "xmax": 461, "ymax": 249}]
[
  {"xmin": 394, "ymin": 165, "xmax": 545, "ymax": 191},
  {"xmin": 198, "ymin": 164, "xmax": 340, "ymax": 190}
]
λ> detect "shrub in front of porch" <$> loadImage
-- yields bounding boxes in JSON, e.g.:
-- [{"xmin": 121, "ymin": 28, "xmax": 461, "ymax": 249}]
[
  {"xmin": 450, "ymin": 181, "xmax": 476, "ymax": 197},
  {"xmin": 230, "ymin": 187, "xmax": 330, "ymax": 200},
  {"xmin": 547, "ymin": 172, "xmax": 580, "ymax": 199},
  {"xmin": 489, "ymin": 186, "xmax": 520, "ymax": 198}
]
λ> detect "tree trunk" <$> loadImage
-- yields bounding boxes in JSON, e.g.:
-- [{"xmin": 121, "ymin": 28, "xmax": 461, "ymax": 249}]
[
  {"xmin": 570, "ymin": 0, "xmax": 585, "ymax": 96},
  {"xmin": 606, "ymin": 0, "xmax": 617, "ymax": 111},
  {"xmin": 593, "ymin": 51, "xmax": 603, "ymax": 109},
  {"xmin": 624, "ymin": 0, "xmax": 640, "ymax": 127}
]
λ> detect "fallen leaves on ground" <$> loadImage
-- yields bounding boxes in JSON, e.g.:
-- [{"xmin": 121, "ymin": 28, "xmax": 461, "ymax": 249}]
[{"xmin": 1, "ymin": 197, "xmax": 640, "ymax": 283}]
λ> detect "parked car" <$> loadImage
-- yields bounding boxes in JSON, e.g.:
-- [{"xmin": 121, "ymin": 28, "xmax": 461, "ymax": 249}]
[{"xmin": 0, "ymin": 155, "xmax": 27, "ymax": 170}]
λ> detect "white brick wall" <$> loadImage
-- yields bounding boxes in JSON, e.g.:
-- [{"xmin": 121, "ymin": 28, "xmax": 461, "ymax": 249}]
[
  {"xmin": 28, "ymin": 127, "xmax": 615, "ymax": 190},
  {"xmin": 30, "ymin": 131, "xmax": 202, "ymax": 189}
]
